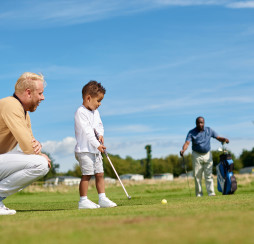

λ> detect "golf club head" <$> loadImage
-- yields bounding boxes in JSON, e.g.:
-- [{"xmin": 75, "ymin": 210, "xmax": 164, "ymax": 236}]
[
  {"xmin": 128, "ymin": 196, "xmax": 131, "ymax": 200},
  {"xmin": 218, "ymin": 147, "xmax": 223, "ymax": 152}
]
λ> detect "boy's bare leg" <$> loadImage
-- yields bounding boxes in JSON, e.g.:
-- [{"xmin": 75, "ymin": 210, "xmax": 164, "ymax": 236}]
[
  {"xmin": 79, "ymin": 175, "xmax": 91, "ymax": 196},
  {"xmin": 95, "ymin": 173, "xmax": 105, "ymax": 194}
]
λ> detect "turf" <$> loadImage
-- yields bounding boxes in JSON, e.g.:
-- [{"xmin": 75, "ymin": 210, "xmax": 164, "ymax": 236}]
[{"xmin": 1, "ymin": 176, "xmax": 254, "ymax": 244}]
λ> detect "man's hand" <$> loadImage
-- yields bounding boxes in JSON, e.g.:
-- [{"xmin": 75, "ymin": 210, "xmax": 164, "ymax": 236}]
[
  {"xmin": 41, "ymin": 153, "xmax": 51, "ymax": 168},
  {"xmin": 98, "ymin": 144, "xmax": 106, "ymax": 153},
  {"xmin": 99, "ymin": 135, "xmax": 104, "ymax": 145},
  {"xmin": 32, "ymin": 138, "xmax": 42, "ymax": 154},
  {"xmin": 217, "ymin": 137, "xmax": 229, "ymax": 144},
  {"xmin": 180, "ymin": 141, "xmax": 190, "ymax": 157}
]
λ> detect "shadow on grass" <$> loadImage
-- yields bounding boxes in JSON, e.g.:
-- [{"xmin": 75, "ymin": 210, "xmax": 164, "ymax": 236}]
[{"xmin": 17, "ymin": 209, "xmax": 67, "ymax": 212}]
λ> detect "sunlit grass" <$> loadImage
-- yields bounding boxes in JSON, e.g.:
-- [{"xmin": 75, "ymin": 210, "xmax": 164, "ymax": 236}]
[{"xmin": 1, "ymin": 175, "xmax": 254, "ymax": 244}]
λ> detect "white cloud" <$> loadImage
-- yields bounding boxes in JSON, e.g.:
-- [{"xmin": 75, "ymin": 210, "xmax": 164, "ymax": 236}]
[
  {"xmin": 153, "ymin": 0, "xmax": 228, "ymax": 7},
  {"xmin": 42, "ymin": 137, "xmax": 76, "ymax": 156},
  {"xmin": 216, "ymin": 121, "xmax": 254, "ymax": 134},
  {"xmin": 0, "ymin": 1, "xmax": 251, "ymax": 28},
  {"xmin": 41, "ymin": 137, "xmax": 77, "ymax": 172},
  {"xmin": 0, "ymin": 1, "xmax": 137, "ymax": 26},
  {"xmin": 102, "ymin": 94, "xmax": 254, "ymax": 117},
  {"xmin": 227, "ymin": 1, "xmax": 254, "ymax": 8}
]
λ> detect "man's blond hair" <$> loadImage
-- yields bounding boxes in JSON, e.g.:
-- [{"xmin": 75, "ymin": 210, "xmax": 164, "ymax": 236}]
[{"xmin": 15, "ymin": 72, "xmax": 46, "ymax": 94}]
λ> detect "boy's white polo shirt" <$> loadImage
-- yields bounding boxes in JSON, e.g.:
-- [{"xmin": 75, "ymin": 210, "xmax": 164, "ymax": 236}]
[{"xmin": 74, "ymin": 105, "xmax": 104, "ymax": 153}]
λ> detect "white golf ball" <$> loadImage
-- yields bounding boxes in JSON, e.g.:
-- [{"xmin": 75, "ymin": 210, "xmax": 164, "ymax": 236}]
[{"xmin": 161, "ymin": 199, "xmax": 167, "ymax": 204}]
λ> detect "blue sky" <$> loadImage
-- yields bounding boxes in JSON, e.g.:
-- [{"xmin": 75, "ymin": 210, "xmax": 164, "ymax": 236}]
[{"xmin": 0, "ymin": 0, "xmax": 254, "ymax": 172}]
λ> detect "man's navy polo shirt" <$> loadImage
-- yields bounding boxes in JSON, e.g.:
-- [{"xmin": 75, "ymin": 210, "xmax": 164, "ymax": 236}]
[{"xmin": 186, "ymin": 127, "xmax": 218, "ymax": 153}]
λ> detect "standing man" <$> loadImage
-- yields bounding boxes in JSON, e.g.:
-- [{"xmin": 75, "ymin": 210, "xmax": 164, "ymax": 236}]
[
  {"xmin": 0, "ymin": 72, "xmax": 51, "ymax": 215},
  {"xmin": 180, "ymin": 116, "xmax": 229, "ymax": 197}
]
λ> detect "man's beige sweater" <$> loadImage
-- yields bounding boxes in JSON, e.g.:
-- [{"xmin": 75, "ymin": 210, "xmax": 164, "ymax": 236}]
[{"xmin": 0, "ymin": 96, "xmax": 34, "ymax": 154}]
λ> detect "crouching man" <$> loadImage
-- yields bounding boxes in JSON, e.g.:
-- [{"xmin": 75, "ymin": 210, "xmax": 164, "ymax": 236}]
[{"xmin": 0, "ymin": 72, "xmax": 51, "ymax": 215}]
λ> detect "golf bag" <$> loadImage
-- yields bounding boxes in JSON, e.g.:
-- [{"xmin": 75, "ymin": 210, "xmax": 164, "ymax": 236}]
[{"xmin": 216, "ymin": 153, "xmax": 237, "ymax": 195}]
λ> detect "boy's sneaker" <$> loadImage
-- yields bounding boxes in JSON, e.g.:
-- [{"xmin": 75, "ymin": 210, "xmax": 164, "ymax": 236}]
[
  {"xmin": 78, "ymin": 199, "xmax": 100, "ymax": 209},
  {"xmin": 0, "ymin": 201, "xmax": 16, "ymax": 215},
  {"xmin": 99, "ymin": 197, "xmax": 117, "ymax": 208}
]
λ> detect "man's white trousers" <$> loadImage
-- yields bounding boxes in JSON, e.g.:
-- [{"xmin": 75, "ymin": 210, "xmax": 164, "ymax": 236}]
[
  {"xmin": 0, "ymin": 151, "xmax": 49, "ymax": 198},
  {"xmin": 192, "ymin": 150, "xmax": 215, "ymax": 196}
]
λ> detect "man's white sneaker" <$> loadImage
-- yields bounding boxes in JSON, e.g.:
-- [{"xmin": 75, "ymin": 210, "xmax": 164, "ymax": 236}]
[
  {"xmin": 0, "ymin": 202, "xmax": 16, "ymax": 215},
  {"xmin": 78, "ymin": 199, "xmax": 100, "ymax": 209},
  {"xmin": 208, "ymin": 193, "xmax": 216, "ymax": 196},
  {"xmin": 99, "ymin": 197, "xmax": 117, "ymax": 208}
]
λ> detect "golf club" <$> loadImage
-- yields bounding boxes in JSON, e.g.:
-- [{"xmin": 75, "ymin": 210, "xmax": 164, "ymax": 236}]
[
  {"xmin": 218, "ymin": 142, "xmax": 227, "ymax": 154},
  {"xmin": 94, "ymin": 129, "xmax": 131, "ymax": 200},
  {"xmin": 181, "ymin": 155, "xmax": 191, "ymax": 197}
]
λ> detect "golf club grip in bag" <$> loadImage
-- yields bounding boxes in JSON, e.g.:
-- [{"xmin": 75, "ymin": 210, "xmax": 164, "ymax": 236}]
[{"xmin": 216, "ymin": 153, "xmax": 237, "ymax": 195}]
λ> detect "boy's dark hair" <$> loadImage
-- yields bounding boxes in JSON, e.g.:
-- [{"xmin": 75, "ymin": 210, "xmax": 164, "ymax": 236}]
[{"xmin": 82, "ymin": 80, "xmax": 106, "ymax": 98}]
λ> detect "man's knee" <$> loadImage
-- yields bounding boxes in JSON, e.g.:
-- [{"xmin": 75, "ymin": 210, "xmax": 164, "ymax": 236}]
[{"xmin": 32, "ymin": 155, "xmax": 49, "ymax": 177}]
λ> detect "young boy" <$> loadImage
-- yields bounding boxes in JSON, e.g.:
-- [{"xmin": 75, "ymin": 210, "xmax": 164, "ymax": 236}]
[{"xmin": 74, "ymin": 81, "xmax": 117, "ymax": 209}]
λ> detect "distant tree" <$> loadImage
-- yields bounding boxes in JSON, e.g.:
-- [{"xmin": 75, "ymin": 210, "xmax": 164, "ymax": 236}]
[
  {"xmin": 166, "ymin": 154, "xmax": 186, "ymax": 177},
  {"xmin": 211, "ymin": 150, "xmax": 223, "ymax": 175},
  {"xmin": 125, "ymin": 156, "xmax": 134, "ymax": 161},
  {"xmin": 145, "ymin": 145, "xmax": 153, "ymax": 178},
  {"xmin": 232, "ymin": 158, "xmax": 243, "ymax": 173},
  {"xmin": 178, "ymin": 153, "xmax": 192, "ymax": 176},
  {"xmin": 153, "ymin": 157, "xmax": 172, "ymax": 174},
  {"xmin": 102, "ymin": 153, "xmax": 143, "ymax": 178},
  {"xmin": 211, "ymin": 150, "xmax": 242, "ymax": 174},
  {"xmin": 66, "ymin": 163, "xmax": 82, "ymax": 177},
  {"xmin": 41, "ymin": 152, "xmax": 59, "ymax": 180},
  {"xmin": 240, "ymin": 148, "xmax": 254, "ymax": 168},
  {"xmin": 103, "ymin": 154, "xmax": 124, "ymax": 178}
]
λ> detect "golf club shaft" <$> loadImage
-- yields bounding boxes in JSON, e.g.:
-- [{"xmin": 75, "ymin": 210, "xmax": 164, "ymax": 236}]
[
  {"xmin": 185, "ymin": 165, "xmax": 191, "ymax": 197},
  {"xmin": 105, "ymin": 152, "xmax": 131, "ymax": 198},
  {"xmin": 94, "ymin": 129, "xmax": 131, "ymax": 199},
  {"xmin": 182, "ymin": 156, "xmax": 191, "ymax": 197}
]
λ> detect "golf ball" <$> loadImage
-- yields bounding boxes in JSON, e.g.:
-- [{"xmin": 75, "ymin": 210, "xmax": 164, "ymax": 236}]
[{"xmin": 161, "ymin": 199, "xmax": 167, "ymax": 204}]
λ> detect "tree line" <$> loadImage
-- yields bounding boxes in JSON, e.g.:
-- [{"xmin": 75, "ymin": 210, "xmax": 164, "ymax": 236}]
[{"xmin": 43, "ymin": 147, "xmax": 254, "ymax": 180}]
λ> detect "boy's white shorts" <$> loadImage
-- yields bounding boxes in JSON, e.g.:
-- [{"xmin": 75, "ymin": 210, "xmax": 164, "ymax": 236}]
[{"xmin": 75, "ymin": 152, "xmax": 104, "ymax": 175}]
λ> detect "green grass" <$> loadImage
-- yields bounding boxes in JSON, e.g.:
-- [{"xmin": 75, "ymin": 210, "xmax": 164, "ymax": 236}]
[{"xmin": 1, "ymin": 176, "xmax": 254, "ymax": 244}]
